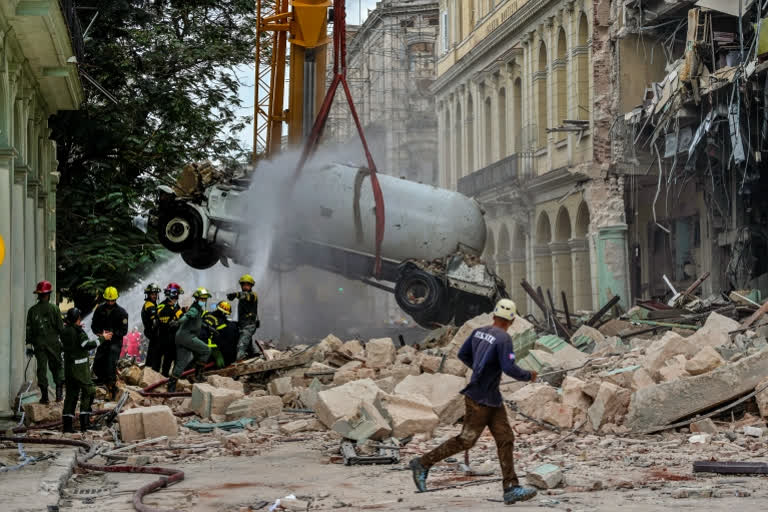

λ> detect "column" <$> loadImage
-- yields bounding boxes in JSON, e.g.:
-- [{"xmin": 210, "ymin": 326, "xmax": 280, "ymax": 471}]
[
  {"xmin": 550, "ymin": 240, "xmax": 573, "ymax": 311},
  {"xmin": 569, "ymin": 237, "xmax": 592, "ymax": 311},
  {"xmin": 495, "ymin": 251, "xmax": 513, "ymax": 295},
  {"xmin": 11, "ymin": 165, "xmax": 28, "ymax": 402},
  {"xmin": 0, "ymin": 151, "xmax": 13, "ymax": 415},
  {"xmin": 596, "ymin": 224, "xmax": 630, "ymax": 309}
]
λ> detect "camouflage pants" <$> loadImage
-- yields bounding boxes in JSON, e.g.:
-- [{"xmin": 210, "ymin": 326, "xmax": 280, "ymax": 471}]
[
  {"xmin": 420, "ymin": 396, "xmax": 520, "ymax": 490},
  {"xmin": 236, "ymin": 323, "xmax": 257, "ymax": 360},
  {"xmin": 33, "ymin": 342, "xmax": 64, "ymax": 390}
]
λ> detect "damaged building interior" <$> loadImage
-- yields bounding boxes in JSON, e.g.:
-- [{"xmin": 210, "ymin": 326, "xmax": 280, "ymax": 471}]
[{"xmin": 619, "ymin": 0, "xmax": 768, "ymax": 303}]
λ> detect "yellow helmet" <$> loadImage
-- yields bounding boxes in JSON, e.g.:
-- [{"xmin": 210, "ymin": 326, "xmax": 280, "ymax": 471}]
[
  {"xmin": 239, "ymin": 274, "xmax": 255, "ymax": 285},
  {"xmin": 103, "ymin": 286, "xmax": 119, "ymax": 301},
  {"xmin": 493, "ymin": 298, "xmax": 517, "ymax": 321},
  {"xmin": 217, "ymin": 301, "xmax": 232, "ymax": 315},
  {"xmin": 192, "ymin": 287, "xmax": 211, "ymax": 299}
]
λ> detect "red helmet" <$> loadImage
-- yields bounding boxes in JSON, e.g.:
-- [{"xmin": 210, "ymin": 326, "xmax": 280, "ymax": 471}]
[
  {"xmin": 164, "ymin": 282, "xmax": 184, "ymax": 297},
  {"xmin": 34, "ymin": 281, "xmax": 53, "ymax": 295}
]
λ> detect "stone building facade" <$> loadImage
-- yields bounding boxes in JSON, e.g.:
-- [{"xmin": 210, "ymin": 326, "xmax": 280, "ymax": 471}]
[
  {"xmin": 433, "ymin": 0, "xmax": 653, "ymax": 316},
  {"xmin": 0, "ymin": 1, "xmax": 83, "ymax": 414},
  {"xmin": 326, "ymin": 0, "xmax": 440, "ymax": 184}
]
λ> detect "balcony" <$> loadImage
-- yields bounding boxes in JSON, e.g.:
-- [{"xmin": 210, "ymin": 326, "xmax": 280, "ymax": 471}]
[
  {"xmin": 458, "ymin": 153, "xmax": 524, "ymax": 197},
  {"xmin": 59, "ymin": 0, "xmax": 85, "ymax": 64}
]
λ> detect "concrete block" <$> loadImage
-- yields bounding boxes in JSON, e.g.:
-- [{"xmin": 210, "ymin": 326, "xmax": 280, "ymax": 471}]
[
  {"xmin": 280, "ymin": 419, "xmax": 312, "ymax": 435},
  {"xmin": 685, "ymin": 346, "xmax": 725, "ymax": 376},
  {"xmin": 315, "ymin": 378, "xmax": 382, "ymax": 428},
  {"xmin": 743, "ymin": 425, "xmax": 763, "ymax": 438},
  {"xmin": 686, "ymin": 312, "xmax": 740, "ymax": 349},
  {"xmin": 340, "ymin": 339, "xmax": 364, "ymax": 357},
  {"xmin": 587, "ymin": 382, "xmax": 630, "ymax": 430},
  {"xmin": 756, "ymin": 376, "xmax": 768, "ymax": 418},
  {"xmin": 508, "ymin": 383, "xmax": 559, "ymax": 419},
  {"xmin": 206, "ymin": 375, "xmax": 245, "ymax": 394},
  {"xmin": 356, "ymin": 368, "xmax": 376, "ymax": 380},
  {"xmin": 268, "ymin": 376, "xmax": 293, "ymax": 396},
  {"xmin": 561, "ymin": 376, "xmax": 592, "ymax": 412},
  {"xmin": 572, "ymin": 325, "xmax": 606, "ymax": 345},
  {"xmin": 644, "ymin": 331, "xmax": 698, "ymax": 372},
  {"xmin": 374, "ymin": 392, "xmax": 439, "ymax": 437},
  {"xmin": 441, "ymin": 357, "xmax": 467, "ymax": 377},
  {"xmin": 365, "ymin": 337, "xmax": 396, "ymax": 369},
  {"xmin": 118, "ymin": 405, "xmax": 177, "ymax": 442},
  {"xmin": 540, "ymin": 402, "xmax": 574, "ymax": 428},
  {"xmin": 313, "ymin": 334, "xmax": 344, "ymax": 361},
  {"xmin": 378, "ymin": 364, "xmax": 420, "ymax": 383},
  {"xmin": 225, "ymin": 395, "xmax": 283, "ymax": 421},
  {"xmin": 630, "ymin": 368, "xmax": 656, "ymax": 391},
  {"xmin": 332, "ymin": 401, "xmax": 392, "ymax": 441},
  {"xmin": 22, "ymin": 402, "xmax": 62, "ymax": 424},
  {"xmin": 139, "ymin": 367, "xmax": 166, "ymax": 389},
  {"xmin": 207, "ymin": 387, "xmax": 243, "ymax": 417},
  {"xmin": 299, "ymin": 388, "xmax": 319, "ymax": 409},
  {"xmin": 688, "ymin": 433, "xmax": 712, "ymax": 444},
  {"xmin": 526, "ymin": 464, "xmax": 563, "ymax": 489},
  {"xmin": 394, "ymin": 373, "xmax": 466, "ymax": 425},
  {"xmin": 690, "ymin": 418, "xmax": 718, "ymax": 435},
  {"xmin": 626, "ymin": 348, "xmax": 768, "ymax": 431},
  {"xmin": 190, "ymin": 383, "xmax": 215, "ymax": 417},
  {"xmin": 420, "ymin": 355, "xmax": 442, "ymax": 374}
]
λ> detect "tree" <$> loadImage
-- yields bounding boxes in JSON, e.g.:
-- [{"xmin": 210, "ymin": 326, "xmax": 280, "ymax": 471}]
[{"xmin": 51, "ymin": 0, "xmax": 258, "ymax": 308}]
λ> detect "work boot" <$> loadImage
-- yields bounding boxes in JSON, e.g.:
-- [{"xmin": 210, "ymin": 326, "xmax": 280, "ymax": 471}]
[
  {"xmin": 39, "ymin": 387, "xmax": 50, "ymax": 405},
  {"xmin": 55, "ymin": 383, "xmax": 64, "ymax": 402},
  {"xmin": 409, "ymin": 458, "xmax": 430, "ymax": 492},
  {"xmin": 194, "ymin": 362, "xmax": 206, "ymax": 383},
  {"xmin": 62, "ymin": 415, "xmax": 75, "ymax": 434},
  {"xmin": 503, "ymin": 486, "xmax": 537, "ymax": 505},
  {"xmin": 79, "ymin": 413, "xmax": 97, "ymax": 432},
  {"xmin": 166, "ymin": 377, "xmax": 178, "ymax": 393}
]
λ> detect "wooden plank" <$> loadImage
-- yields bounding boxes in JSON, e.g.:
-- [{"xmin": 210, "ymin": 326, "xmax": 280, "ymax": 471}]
[
  {"xmin": 740, "ymin": 301, "xmax": 768, "ymax": 329},
  {"xmin": 585, "ymin": 295, "xmax": 621, "ymax": 327},
  {"xmin": 210, "ymin": 349, "xmax": 313, "ymax": 377}
]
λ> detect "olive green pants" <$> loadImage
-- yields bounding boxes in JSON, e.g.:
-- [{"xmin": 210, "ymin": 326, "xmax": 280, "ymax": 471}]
[
  {"xmin": 34, "ymin": 343, "xmax": 64, "ymax": 390},
  {"xmin": 63, "ymin": 363, "xmax": 95, "ymax": 416}
]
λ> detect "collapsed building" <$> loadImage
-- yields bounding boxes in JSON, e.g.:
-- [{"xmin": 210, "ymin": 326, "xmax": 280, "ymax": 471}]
[{"xmin": 617, "ymin": 0, "xmax": 768, "ymax": 300}]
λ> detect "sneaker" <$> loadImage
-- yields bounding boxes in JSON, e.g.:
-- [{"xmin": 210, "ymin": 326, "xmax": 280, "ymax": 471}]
[
  {"xmin": 503, "ymin": 486, "xmax": 537, "ymax": 505},
  {"xmin": 409, "ymin": 458, "xmax": 429, "ymax": 492}
]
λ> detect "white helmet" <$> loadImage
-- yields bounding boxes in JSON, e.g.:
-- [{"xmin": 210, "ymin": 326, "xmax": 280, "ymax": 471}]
[{"xmin": 493, "ymin": 299, "xmax": 517, "ymax": 321}]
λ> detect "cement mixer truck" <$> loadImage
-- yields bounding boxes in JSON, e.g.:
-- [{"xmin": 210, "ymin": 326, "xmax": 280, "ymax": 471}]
[{"xmin": 153, "ymin": 162, "xmax": 507, "ymax": 327}]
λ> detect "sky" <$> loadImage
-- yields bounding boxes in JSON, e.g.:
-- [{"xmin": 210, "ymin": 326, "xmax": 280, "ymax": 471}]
[{"xmin": 233, "ymin": 0, "xmax": 379, "ymax": 154}]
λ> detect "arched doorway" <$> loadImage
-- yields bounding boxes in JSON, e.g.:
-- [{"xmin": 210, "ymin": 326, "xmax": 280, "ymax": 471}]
[
  {"xmin": 572, "ymin": 201, "xmax": 593, "ymax": 310},
  {"xmin": 553, "ymin": 206, "xmax": 574, "ymax": 311},
  {"xmin": 535, "ymin": 211, "xmax": 553, "ymax": 302}
]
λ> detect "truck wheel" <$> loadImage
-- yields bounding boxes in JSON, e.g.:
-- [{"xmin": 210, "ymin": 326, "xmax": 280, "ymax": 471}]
[
  {"xmin": 181, "ymin": 246, "xmax": 220, "ymax": 270},
  {"xmin": 158, "ymin": 208, "xmax": 200, "ymax": 252},
  {"xmin": 395, "ymin": 269, "xmax": 444, "ymax": 318}
]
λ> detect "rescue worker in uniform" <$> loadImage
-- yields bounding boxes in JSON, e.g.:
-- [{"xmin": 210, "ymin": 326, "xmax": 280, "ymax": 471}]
[
  {"xmin": 61, "ymin": 308, "xmax": 111, "ymax": 433},
  {"xmin": 141, "ymin": 283, "xmax": 162, "ymax": 367},
  {"xmin": 25, "ymin": 280, "xmax": 65, "ymax": 404},
  {"xmin": 153, "ymin": 283, "xmax": 184, "ymax": 376},
  {"xmin": 227, "ymin": 274, "xmax": 260, "ymax": 360},
  {"xmin": 201, "ymin": 301, "xmax": 237, "ymax": 368},
  {"xmin": 167, "ymin": 287, "xmax": 211, "ymax": 392},
  {"xmin": 91, "ymin": 286, "xmax": 128, "ymax": 398}
]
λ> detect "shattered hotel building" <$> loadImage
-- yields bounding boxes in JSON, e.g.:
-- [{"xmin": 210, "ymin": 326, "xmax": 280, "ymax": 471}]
[{"xmin": 434, "ymin": 0, "xmax": 768, "ymax": 315}]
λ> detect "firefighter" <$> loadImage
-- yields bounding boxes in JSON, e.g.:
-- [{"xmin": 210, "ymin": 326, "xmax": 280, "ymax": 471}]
[
  {"xmin": 201, "ymin": 301, "xmax": 237, "ymax": 368},
  {"xmin": 61, "ymin": 308, "xmax": 111, "ymax": 433},
  {"xmin": 153, "ymin": 283, "xmax": 184, "ymax": 376},
  {"xmin": 227, "ymin": 274, "xmax": 260, "ymax": 360},
  {"xmin": 167, "ymin": 287, "xmax": 211, "ymax": 392},
  {"xmin": 25, "ymin": 280, "xmax": 65, "ymax": 404},
  {"xmin": 91, "ymin": 286, "xmax": 128, "ymax": 399},
  {"xmin": 141, "ymin": 283, "xmax": 162, "ymax": 367}
]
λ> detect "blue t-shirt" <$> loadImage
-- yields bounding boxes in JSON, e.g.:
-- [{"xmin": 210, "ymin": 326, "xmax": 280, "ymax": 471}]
[{"xmin": 458, "ymin": 325, "xmax": 532, "ymax": 407}]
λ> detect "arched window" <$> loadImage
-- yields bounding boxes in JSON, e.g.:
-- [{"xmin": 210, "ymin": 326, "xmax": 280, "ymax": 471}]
[
  {"xmin": 556, "ymin": 28, "xmax": 568, "ymax": 140},
  {"xmin": 484, "ymin": 96, "xmax": 492, "ymax": 165},
  {"xmin": 513, "ymin": 77, "xmax": 522, "ymax": 152},
  {"xmin": 537, "ymin": 43, "xmax": 548, "ymax": 149},
  {"xmin": 577, "ymin": 13, "xmax": 590, "ymax": 122}
]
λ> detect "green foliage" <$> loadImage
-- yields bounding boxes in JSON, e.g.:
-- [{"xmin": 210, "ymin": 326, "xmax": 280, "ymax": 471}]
[{"xmin": 51, "ymin": 0, "xmax": 258, "ymax": 304}]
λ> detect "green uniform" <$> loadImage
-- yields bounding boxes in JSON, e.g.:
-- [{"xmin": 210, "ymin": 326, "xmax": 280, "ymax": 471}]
[
  {"xmin": 61, "ymin": 324, "xmax": 103, "ymax": 417},
  {"xmin": 172, "ymin": 303, "xmax": 210, "ymax": 378},
  {"xmin": 26, "ymin": 300, "xmax": 65, "ymax": 389},
  {"xmin": 201, "ymin": 311, "xmax": 234, "ymax": 368},
  {"xmin": 230, "ymin": 291, "xmax": 259, "ymax": 360}
]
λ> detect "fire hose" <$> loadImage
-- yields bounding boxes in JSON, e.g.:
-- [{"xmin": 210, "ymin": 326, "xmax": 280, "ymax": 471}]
[{"xmin": 0, "ymin": 435, "xmax": 185, "ymax": 512}]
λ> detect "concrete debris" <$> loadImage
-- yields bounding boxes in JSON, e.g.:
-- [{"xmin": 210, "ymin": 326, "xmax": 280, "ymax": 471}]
[
  {"xmin": 526, "ymin": 463, "xmax": 564, "ymax": 489},
  {"xmin": 690, "ymin": 418, "xmax": 718, "ymax": 435},
  {"xmin": 22, "ymin": 402, "xmax": 62, "ymax": 425},
  {"xmin": 190, "ymin": 383, "xmax": 244, "ymax": 419},
  {"xmin": 394, "ymin": 373, "xmax": 466, "ymax": 425},
  {"xmin": 225, "ymin": 395, "xmax": 283, "ymax": 421},
  {"xmin": 742, "ymin": 426, "xmax": 763, "ymax": 438},
  {"xmin": 373, "ymin": 392, "xmax": 439, "ymax": 437},
  {"xmin": 206, "ymin": 375, "xmax": 246, "ymax": 394},
  {"xmin": 118, "ymin": 405, "xmax": 178, "ymax": 442},
  {"xmin": 688, "ymin": 433, "xmax": 712, "ymax": 444},
  {"xmin": 756, "ymin": 376, "xmax": 768, "ymax": 418},
  {"xmin": 315, "ymin": 379, "xmax": 383, "ymax": 428},
  {"xmin": 685, "ymin": 346, "xmax": 725, "ymax": 375},
  {"xmin": 267, "ymin": 376, "xmax": 294, "ymax": 396},
  {"xmin": 365, "ymin": 338, "xmax": 396, "ymax": 369},
  {"xmin": 139, "ymin": 367, "xmax": 166, "ymax": 389},
  {"xmin": 587, "ymin": 382, "xmax": 630, "ymax": 431}
]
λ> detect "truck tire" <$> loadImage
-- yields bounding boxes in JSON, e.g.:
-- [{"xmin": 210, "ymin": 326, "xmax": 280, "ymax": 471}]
[
  {"xmin": 395, "ymin": 269, "xmax": 444, "ymax": 319},
  {"xmin": 158, "ymin": 207, "xmax": 200, "ymax": 252},
  {"xmin": 181, "ymin": 245, "xmax": 220, "ymax": 270}
]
